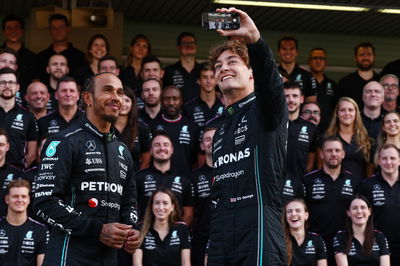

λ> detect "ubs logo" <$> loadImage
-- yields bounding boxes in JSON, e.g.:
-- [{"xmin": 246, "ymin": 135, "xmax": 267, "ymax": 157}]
[{"xmin": 86, "ymin": 140, "xmax": 96, "ymax": 151}]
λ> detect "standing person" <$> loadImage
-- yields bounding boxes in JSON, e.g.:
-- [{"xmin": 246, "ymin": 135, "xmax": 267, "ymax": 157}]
[
  {"xmin": 379, "ymin": 74, "xmax": 400, "ymax": 113},
  {"xmin": 208, "ymin": 7, "xmax": 287, "ymax": 265},
  {"xmin": 24, "ymin": 81, "xmax": 50, "ymax": 119},
  {"xmin": 164, "ymin": 32, "xmax": 201, "ymax": 104},
  {"xmin": 0, "ymin": 179, "xmax": 48, "ymax": 266},
  {"xmin": 0, "ymin": 68, "xmax": 38, "ymax": 169},
  {"xmin": 375, "ymin": 111, "xmax": 400, "ymax": 150},
  {"xmin": 283, "ymin": 199, "xmax": 327, "ymax": 266},
  {"xmin": 120, "ymin": 34, "xmax": 151, "ymax": 94},
  {"xmin": 138, "ymin": 78, "xmax": 162, "ymax": 125},
  {"xmin": 191, "ymin": 127, "xmax": 215, "ymax": 266},
  {"xmin": 359, "ymin": 144, "xmax": 400, "ymax": 265},
  {"xmin": 325, "ymin": 97, "xmax": 372, "ymax": 178},
  {"xmin": 361, "ymin": 81, "xmax": 384, "ymax": 141},
  {"xmin": 33, "ymin": 72, "xmax": 140, "ymax": 265},
  {"xmin": 132, "ymin": 188, "xmax": 191, "ymax": 266},
  {"xmin": 333, "ymin": 195, "xmax": 390, "ymax": 266}
]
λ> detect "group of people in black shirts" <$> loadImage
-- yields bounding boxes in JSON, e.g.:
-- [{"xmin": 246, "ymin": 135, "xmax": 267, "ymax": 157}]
[{"xmin": 1, "ymin": 8, "xmax": 400, "ymax": 266}]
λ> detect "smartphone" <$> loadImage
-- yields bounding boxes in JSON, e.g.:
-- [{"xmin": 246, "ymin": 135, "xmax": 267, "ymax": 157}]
[{"xmin": 201, "ymin": 12, "xmax": 240, "ymax": 30}]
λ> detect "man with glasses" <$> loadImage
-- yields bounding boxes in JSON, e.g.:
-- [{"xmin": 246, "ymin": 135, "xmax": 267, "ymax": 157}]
[
  {"xmin": 0, "ymin": 68, "xmax": 38, "ymax": 169},
  {"xmin": 164, "ymin": 32, "xmax": 201, "ymax": 103},
  {"xmin": 301, "ymin": 102, "xmax": 321, "ymax": 126},
  {"xmin": 380, "ymin": 74, "xmax": 400, "ymax": 113},
  {"xmin": 308, "ymin": 47, "xmax": 337, "ymax": 133}
]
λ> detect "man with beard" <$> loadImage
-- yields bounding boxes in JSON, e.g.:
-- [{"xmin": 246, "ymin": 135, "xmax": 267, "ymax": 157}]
[
  {"xmin": 301, "ymin": 102, "xmax": 321, "ymax": 127},
  {"xmin": 98, "ymin": 55, "xmax": 120, "ymax": 75},
  {"xmin": 138, "ymin": 78, "xmax": 162, "ymax": 125},
  {"xmin": 148, "ymin": 85, "xmax": 199, "ymax": 177},
  {"xmin": 303, "ymin": 136, "xmax": 362, "ymax": 266},
  {"xmin": 135, "ymin": 131, "xmax": 194, "ymax": 224},
  {"xmin": 45, "ymin": 54, "xmax": 69, "ymax": 112},
  {"xmin": 24, "ymin": 81, "xmax": 50, "ymax": 119},
  {"xmin": 380, "ymin": 74, "xmax": 400, "ymax": 113},
  {"xmin": 0, "ymin": 68, "xmax": 38, "ymax": 169},
  {"xmin": 337, "ymin": 42, "xmax": 379, "ymax": 109},
  {"xmin": 361, "ymin": 81, "xmax": 384, "ymax": 141},
  {"xmin": 34, "ymin": 72, "xmax": 140, "ymax": 265}
]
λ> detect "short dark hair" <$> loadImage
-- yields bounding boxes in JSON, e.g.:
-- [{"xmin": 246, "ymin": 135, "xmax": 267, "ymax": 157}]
[
  {"xmin": 283, "ymin": 81, "xmax": 302, "ymax": 95},
  {"xmin": 98, "ymin": 55, "xmax": 119, "ymax": 70},
  {"xmin": 162, "ymin": 85, "xmax": 182, "ymax": 99},
  {"xmin": 354, "ymin": 42, "xmax": 375, "ymax": 56},
  {"xmin": 48, "ymin": 13, "xmax": 69, "ymax": 26},
  {"xmin": 278, "ymin": 36, "xmax": 298, "ymax": 50},
  {"xmin": 177, "ymin": 32, "xmax": 196, "ymax": 46},
  {"xmin": 142, "ymin": 77, "xmax": 162, "ymax": 89},
  {"xmin": 56, "ymin": 76, "xmax": 78, "ymax": 91},
  {"xmin": 301, "ymin": 101, "xmax": 321, "ymax": 111},
  {"xmin": 87, "ymin": 34, "xmax": 110, "ymax": 56},
  {"xmin": 130, "ymin": 34, "xmax": 152, "ymax": 54},
  {"xmin": 141, "ymin": 55, "xmax": 162, "ymax": 70},
  {"xmin": 209, "ymin": 40, "xmax": 250, "ymax": 70},
  {"xmin": 0, "ymin": 67, "xmax": 19, "ymax": 83},
  {"xmin": 320, "ymin": 135, "xmax": 343, "ymax": 150},
  {"xmin": 2, "ymin": 14, "xmax": 24, "ymax": 30},
  {"xmin": 0, "ymin": 47, "xmax": 18, "ymax": 61},
  {"xmin": 198, "ymin": 62, "xmax": 214, "ymax": 78},
  {"xmin": 151, "ymin": 130, "xmax": 173, "ymax": 145},
  {"xmin": 84, "ymin": 72, "xmax": 118, "ymax": 94},
  {"xmin": 309, "ymin": 47, "xmax": 327, "ymax": 56},
  {"xmin": 0, "ymin": 128, "xmax": 9, "ymax": 143},
  {"xmin": 6, "ymin": 179, "xmax": 31, "ymax": 195}
]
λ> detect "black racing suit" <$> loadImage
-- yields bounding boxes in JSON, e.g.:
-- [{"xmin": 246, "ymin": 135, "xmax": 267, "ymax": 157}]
[
  {"xmin": 208, "ymin": 39, "xmax": 288, "ymax": 265},
  {"xmin": 33, "ymin": 116, "xmax": 137, "ymax": 266}
]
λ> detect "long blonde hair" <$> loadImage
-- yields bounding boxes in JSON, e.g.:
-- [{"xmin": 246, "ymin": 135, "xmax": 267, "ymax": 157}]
[{"xmin": 325, "ymin": 97, "xmax": 372, "ymax": 162}]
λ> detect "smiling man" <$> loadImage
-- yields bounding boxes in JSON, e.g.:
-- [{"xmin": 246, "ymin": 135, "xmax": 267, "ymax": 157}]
[
  {"xmin": 361, "ymin": 81, "xmax": 384, "ymax": 141},
  {"xmin": 207, "ymin": 7, "xmax": 288, "ymax": 266},
  {"xmin": 34, "ymin": 72, "xmax": 140, "ymax": 265}
]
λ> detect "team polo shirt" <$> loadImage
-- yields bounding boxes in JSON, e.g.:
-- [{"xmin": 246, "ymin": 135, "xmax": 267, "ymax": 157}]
[
  {"xmin": 0, "ymin": 104, "xmax": 38, "ymax": 168},
  {"xmin": 315, "ymin": 76, "xmax": 337, "ymax": 134},
  {"xmin": 183, "ymin": 97, "xmax": 224, "ymax": 127},
  {"xmin": 0, "ymin": 163, "xmax": 23, "ymax": 217},
  {"xmin": 148, "ymin": 114, "xmax": 200, "ymax": 177},
  {"xmin": 190, "ymin": 164, "xmax": 213, "ymax": 244},
  {"xmin": 0, "ymin": 217, "xmax": 49, "ymax": 266},
  {"xmin": 37, "ymin": 109, "xmax": 83, "ymax": 140},
  {"xmin": 278, "ymin": 65, "xmax": 317, "ymax": 97},
  {"xmin": 164, "ymin": 61, "xmax": 202, "ymax": 103},
  {"xmin": 141, "ymin": 222, "xmax": 191, "ymax": 266},
  {"xmin": 287, "ymin": 117, "xmax": 318, "ymax": 179},
  {"xmin": 281, "ymin": 176, "xmax": 305, "ymax": 204},
  {"xmin": 333, "ymin": 230, "xmax": 390, "ymax": 266},
  {"xmin": 135, "ymin": 166, "xmax": 194, "ymax": 220},
  {"xmin": 303, "ymin": 169, "xmax": 361, "ymax": 240},
  {"xmin": 361, "ymin": 112, "xmax": 384, "ymax": 141},
  {"xmin": 291, "ymin": 232, "xmax": 327, "ymax": 266},
  {"xmin": 359, "ymin": 173, "xmax": 400, "ymax": 254},
  {"xmin": 337, "ymin": 134, "xmax": 368, "ymax": 179}
]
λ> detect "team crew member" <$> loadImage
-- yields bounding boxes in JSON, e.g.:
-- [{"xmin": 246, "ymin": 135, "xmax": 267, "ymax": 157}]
[
  {"xmin": 138, "ymin": 78, "xmax": 162, "ymax": 125},
  {"xmin": 0, "ymin": 129, "xmax": 23, "ymax": 217},
  {"xmin": 191, "ymin": 127, "xmax": 215, "ymax": 266},
  {"xmin": 283, "ymin": 199, "xmax": 327, "ymax": 266},
  {"xmin": 359, "ymin": 144, "xmax": 400, "ymax": 266},
  {"xmin": 148, "ymin": 85, "xmax": 199, "ymax": 177},
  {"xmin": 285, "ymin": 81, "xmax": 318, "ymax": 179},
  {"xmin": 37, "ymin": 76, "xmax": 82, "ymax": 140},
  {"xmin": 208, "ymin": 8, "xmax": 287, "ymax": 265},
  {"xmin": 183, "ymin": 63, "xmax": 224, "ymax": 127},
  {"xmin": 0, "ymin": 179, "xmax": 48, "ymax": 266},
  {"xmin": 0, "ymin": 68, "xmax": 38, "ymax": 169},
  {"xmin": 333, "ymin": 195, "xmax": 390, "ymax": 266},
  {"xmin": 277, "ymin": 36, "xmax": 317, "ymax": 102},
  {"xmin": 34, "ymin": 72, "xmax": 140, "ymax": 266},
  {"xmin": 135, "ymin": 131, "xmax": 194, "ymax": 225},
  {"xmin": 361, "ymin": 81, "xmax": 384, "ymax": 141},
  {"xmin": 24, "ymin": 81, "xmax": 50, "ymax": 120},
  {"xmin": 133, "ymin": 188, "xmax": 191, "ymax": 266},
  {"xmin": 303, "ymin": 136, "xmax": 362, "ymax": 265}
]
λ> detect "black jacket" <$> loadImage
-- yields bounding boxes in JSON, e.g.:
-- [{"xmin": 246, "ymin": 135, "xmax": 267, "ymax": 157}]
[{"xmin": 34, "ymin": 116, "xmax": 137, "ymax": 266}]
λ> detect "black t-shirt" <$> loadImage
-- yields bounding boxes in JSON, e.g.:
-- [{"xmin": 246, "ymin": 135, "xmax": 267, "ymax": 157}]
[
  {"xmin": 316, "ymin": 76, "xmax": 337, "ymax": 134},
  {"xmin": 0, "ymin": 163, "xmax": 24, "ymax": 218},
  {"xmin": 336, "ymin": 71, "xmax": 380, "ymax": 109},
  {"xmin": 333, "ymin": 230, "xmax": 390, "ymax": 266},
  {"xmin": 381, "ymin": 59, "xmax": 400, "ymax": 78},
  {"xmin": 190, "ymin": 164, "xmax": 213, "ymax": 243},
  {"xmin": 119, "ymin": 65, "xmax": 142, "ymax": 96},
  {"xmin": 291, "ymin": 232, "xmax": 327, "ymax": 266},
  {"xmin": 303, "ymin": 169, "xmax": 361, "ymax": 240},
  {"xmin": 0, "ymin": 217, "xmax": 48, "ymax": 266},
  {"xmin": 138, "ymin": 109, "xmax": 160, "ymax": 126},
  {"xmin": 141, "ymin": 222, "xmax": 191, "ymax": 266},
  {"xmin": 0, "ymin": 104, "xmax": 38, "ymax": 168},
  {"xmin": 337, "ymin": 134, "xmax": 369, "ymax": 179},
  {"xmin": 164, "ymin": 61, "xmax": 202, "ymax": 104},
  {"xmin": 75, "ymin": 64, "xmax": 94, "ymax": 87},
  {"xmin": 287, "ymin": 117, "xmax": 318, "ymax": 179},
  {"xmin": 37, "ymin": 109, "xmax": 83, "ymax": 140},
  {"xmin": 148, "ymin": 114, "xmax": 200, "ymax": 177},
  {"xmin": 135, "ymin": 166, "xmax": 194, "ymax": 220},
  {"xmin": 183, "ymin": 97, "xmax": 224, "ymax": 127},
  {"xmin": 44, "ymin": 84, "xmax": 58, "ymax": 113},
  {"xmin": 278, "ymin": 65, "xmax": 317, "ymax": 97},
  {"xmin": 359, "ymin": 173, "xmax": 400, "ymax": 253},
  {"xmin": 361, "ymin": 112, "xmax": 383, "ymax": 141},
  {"xmin": 281, "ymin": 176, "xmax": 305, "ymax": 205}
]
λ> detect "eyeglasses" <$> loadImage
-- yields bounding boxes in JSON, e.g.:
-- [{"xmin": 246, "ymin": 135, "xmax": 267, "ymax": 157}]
[
  {"xmin": 309, "ymin": 56, "xmax": 326, "ymax": 61},
  {"xmin": 0, "ymin": 80, "xmax": 17, "ymax": 87},
  {"xmin": 302, "ymin": 109, "xmax": 320, "ymax": 115},
  {"xmin": 382, "ymin": 83, "xmax": 399, "ymax": 89}
]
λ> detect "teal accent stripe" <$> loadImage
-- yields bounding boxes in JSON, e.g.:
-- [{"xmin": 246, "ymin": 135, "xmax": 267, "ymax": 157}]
[
  {"xmin": 60, "ymin": 186, "xmax": 76, "ymax": 266},
  {"xmin": 254, "ymin": 146, "xmax": 264, "ymax": 266}
]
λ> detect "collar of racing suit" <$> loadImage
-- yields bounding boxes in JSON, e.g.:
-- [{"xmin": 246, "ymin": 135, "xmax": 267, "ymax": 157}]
[{"xmin": 224, "ymin": 92, "xmax": 256, "ymax": 117}]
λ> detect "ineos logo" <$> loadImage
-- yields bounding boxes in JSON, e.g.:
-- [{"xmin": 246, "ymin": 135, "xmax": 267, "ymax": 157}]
[{"xmin": 86, "ymin": 140, "xmax": 96, "ymax": 151}]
